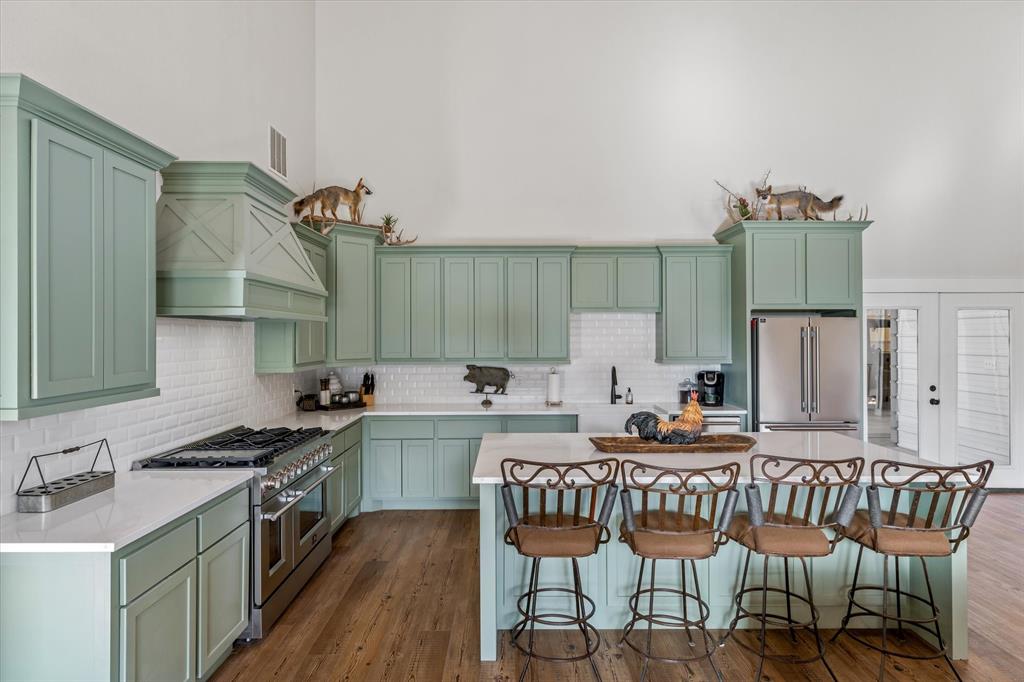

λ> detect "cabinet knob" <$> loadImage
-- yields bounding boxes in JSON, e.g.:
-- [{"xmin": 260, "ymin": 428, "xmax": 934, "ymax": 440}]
[{"xmin": 929, "ymin": 398, "xmax": 940, "ymax": 405}]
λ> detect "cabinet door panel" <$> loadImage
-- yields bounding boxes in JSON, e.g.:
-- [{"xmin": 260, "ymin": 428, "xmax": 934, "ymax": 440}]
[
  {"xmin": 806, "ymin": 232, "xmax": 859, "ymax": 306},
  {"xmin": 307, "ymin": 320, "xmax": 326, "ymax": 364},
  {"xmin": 696, "ymin": 256, "xmax": 731, "ymax": 360},
  {"xmin": 444, "ymin": 257, "xmax": 475, "ymax": 359},
  {"xmin": 120, "ymin": 560, "xmax": 196, "ymax": 682},
  {"xmin": 378, "ymin": 256, "xmax": 411, "ymax": 359},
  {"xmin": 436, "ymin": 439, "xmax": 471, "ymax": 498},
  {"xmin": 507, "ymin": 257, "xmax": 537, "ymax": 359},
  {"xmin": 571, "ymin": 257, "xmax": 615, "ymax": 309},
  {"xmin": 401, "ymin": 440, "xmax": 435, "ymax": 498},
  {"xmin": 334, "ymin": 235, "xmax": 375, "ymax": 362},
  {"xmin": 662, "ymin": 256, "xmax": 697, "ymax": 359},
  {"xmin": 469, "ymin": 438, "xmax": 482, "ymax": 497},
  {"xmin": 538, "ymin": 257, "xmax": 569, "ymax": 359},
  {"xmin": 328, "ymin": 455, "xmax": 346, "ymax": 529},
  {"xmin": 751, "ymin": 232, "xmax": 806, "ymax": 306},
  {"xmin": 103, "ymin": 150, "xmax": 156, "ymax": 389},
  {"xmin": 370, "ymin": 440, "xmax": 402, "ymax": 499},
  {"xmin": 30, "ymin": 119, "xmax": 104, "ymax": 399},
  {"xmin": 198, "ymin": 524, "xmax": 249, "ymax": 679},
  {"xmin": 411, "ymin": 257, "xmax": 442, "ymax": 359},
  {"xmin": 344, "ymin": 445, "xmax": 362, "ymax": 515},
  {"xmin": 616, "ymin": 256, "xmax": 661, "ymax": 310},
  {"xmin": 474, "ymin": 257, "xmax": 506, "ymax": 358}
]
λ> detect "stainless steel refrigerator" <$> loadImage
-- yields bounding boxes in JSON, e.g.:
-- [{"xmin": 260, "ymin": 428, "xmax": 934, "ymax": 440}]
[{"xmin": 751, "ymin": 314, "xmax": 861, "ymax": 433}]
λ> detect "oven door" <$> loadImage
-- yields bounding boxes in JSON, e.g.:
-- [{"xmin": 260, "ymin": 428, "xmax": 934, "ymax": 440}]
[
  {"xmin": 258, "ymin": 494, "xmax": 297, "ymax": 603},
  {"xmin": 291, "ymin": 464, "xmax": 339, "ymax": 565}
]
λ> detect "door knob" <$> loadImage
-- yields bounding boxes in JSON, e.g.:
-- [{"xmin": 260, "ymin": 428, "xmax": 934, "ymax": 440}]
[{"xmin": 929, "ymin": 398, "xmax": 940, "ymax": 405}]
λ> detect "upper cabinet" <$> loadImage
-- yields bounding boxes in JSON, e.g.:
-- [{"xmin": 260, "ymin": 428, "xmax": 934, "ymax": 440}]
[
  {"xmin": 376, "ymin": 247, "xmax": 571, "ymax": 363},
  {"xmin": 571, "ymin": 248, "xmax": 661, "ymax": 312},
  {"xmin": 0, "ymin": 75, "xmax": 176, "ymax": 421},
  {"xmin": 655, "ymin": 245, "xmax": 732, "ymax": 363},
  {"xmin": 715, "ymin": 221, "xmax": 869, "ymax": 310},
  {"xmin": 329, "ymin": 226, "xmax": 380, "ymax": 365},
  {"xmin": 254, "ymin": 225, "xmax": 331, "ymax": 373}
]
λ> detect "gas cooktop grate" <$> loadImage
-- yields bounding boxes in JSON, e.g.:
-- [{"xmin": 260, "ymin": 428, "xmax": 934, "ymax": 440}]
[{"xmin": 145, "ymin": 427, "xmax": 325, "ymax": 468}]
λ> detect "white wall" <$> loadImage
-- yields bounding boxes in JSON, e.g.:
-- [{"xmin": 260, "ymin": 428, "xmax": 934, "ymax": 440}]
[
  {"xmin": 314, "ymin": 0, "xmax": 1024, "ymax": 279},
  {"xmin": 334, "ymin": 312, "xmax": 713, "ymax": 405},
  {"xmin": 0, "ymin": 0, "xmax": 317, "ymax": 193},
  {"xmin": 0, "ymin": 319, "xmax": 316, "ymax": 515}
]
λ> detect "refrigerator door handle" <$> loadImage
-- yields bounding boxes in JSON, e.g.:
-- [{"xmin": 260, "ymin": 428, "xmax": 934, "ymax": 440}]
[
  {"xmin": 811, "ymin": 326, "xmax": 821, "ymax": 413},
  {"xmin": 799, "ymin": 327, "xmax": 808, "ymax": 413}
]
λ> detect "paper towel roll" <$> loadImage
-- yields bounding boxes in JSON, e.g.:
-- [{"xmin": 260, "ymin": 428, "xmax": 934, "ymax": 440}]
[{"xmin": 546, "ymin": 369, "xmax": 561, "ymax": 405}]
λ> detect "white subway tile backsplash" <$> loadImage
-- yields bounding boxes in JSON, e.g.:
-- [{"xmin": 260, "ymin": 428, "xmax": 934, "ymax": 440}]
[{"xmin": 0, "ymin": 318, "xmax": 316, "ymax": 515}]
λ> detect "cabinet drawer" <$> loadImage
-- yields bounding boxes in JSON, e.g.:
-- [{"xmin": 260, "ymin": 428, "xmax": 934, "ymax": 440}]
[
  {"xmin": 505, "ymin": 416, "xmax": 577, "ymax": 433},
  {"xmin": 120, "ymin": 519, "xmax": 197, "ymax": 605},
  {"xmin": 198, "ymin": 488, "xmax": 248, "ymax": 552},
  {"xmin": 369, "ymin": 419, "xmax": 435, "ymax": 440},
  {"xmin": 343, "ymin": 422, "xmax": 362, "ymax": 450},
  {"xmin": 436, "ymin": 418, "xmax": 504, "ymax": 439}
]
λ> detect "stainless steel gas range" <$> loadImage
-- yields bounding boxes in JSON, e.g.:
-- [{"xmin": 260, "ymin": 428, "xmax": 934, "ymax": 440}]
[{"xmin": 134, "ymin": 426, "xmax": 338, "ymax": 639}]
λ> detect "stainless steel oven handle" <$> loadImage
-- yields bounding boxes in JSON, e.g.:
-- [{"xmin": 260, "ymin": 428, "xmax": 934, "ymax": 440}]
[
  {"xmin": 261, "ymin": 491, "xmax": 305, "ymax": 522},
  {"xmin": 299, "ymin": 464, "xmax": 338, "ymax": 495}
]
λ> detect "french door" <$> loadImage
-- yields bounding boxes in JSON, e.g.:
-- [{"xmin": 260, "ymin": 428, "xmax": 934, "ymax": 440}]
[
  {"xmin": 865, "ymin": 292, "xmax": 1023, "ymax": 488},
  {"xmin": 939, "ymin": 293, "xmax": 1023, "ymax": 488}
]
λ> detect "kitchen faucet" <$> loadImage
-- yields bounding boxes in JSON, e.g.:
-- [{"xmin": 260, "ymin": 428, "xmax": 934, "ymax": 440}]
[{"xmin": 611, "ymin": 366, "xmax": 622, "ymax": 404}]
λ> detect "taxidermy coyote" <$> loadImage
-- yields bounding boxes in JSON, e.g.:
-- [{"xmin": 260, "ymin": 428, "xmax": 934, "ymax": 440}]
[
  {"xmin": 756, "ymin": 185, "xmax": 843, "ymax": 220},
  {"xmin": 293, "ymin": 179, "xmax": 373, "ymax": 232}
]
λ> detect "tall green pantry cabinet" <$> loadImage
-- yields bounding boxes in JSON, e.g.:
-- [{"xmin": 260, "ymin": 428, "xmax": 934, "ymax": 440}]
[{"xmin": 0, "ymin": 75, "xmax": 176, "ymax": 420}]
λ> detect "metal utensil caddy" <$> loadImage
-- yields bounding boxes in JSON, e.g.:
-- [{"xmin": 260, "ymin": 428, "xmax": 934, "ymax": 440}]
[{"xmin": 16, "ymin": 438, "xmax": 116, "ymax": 512}]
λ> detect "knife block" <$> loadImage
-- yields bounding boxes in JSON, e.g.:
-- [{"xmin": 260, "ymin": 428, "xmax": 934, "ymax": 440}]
[{"xmin": 360, "ymin": 388, "xmax": 375, "ymax": 407}]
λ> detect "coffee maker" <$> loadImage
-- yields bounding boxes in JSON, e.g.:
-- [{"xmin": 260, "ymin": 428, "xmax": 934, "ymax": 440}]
[{"xmin": 696, "ymin": 370, "xmax": 725, "ymax": 407}]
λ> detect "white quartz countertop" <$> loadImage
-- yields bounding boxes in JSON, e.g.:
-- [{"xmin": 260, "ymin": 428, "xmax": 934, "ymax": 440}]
[
  {"xmin": 470, "ymin": 431, "xmax": 936, "ymax": 484},
  {"xmin": 0, "ymin": 470, "xmax": 252, "ymax": 553},
  {"xmin": 270, "ymin": 401, "xmax": 744, "ymax": 431}
]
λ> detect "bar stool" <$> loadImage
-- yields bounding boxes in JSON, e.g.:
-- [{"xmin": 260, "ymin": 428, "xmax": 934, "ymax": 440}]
[
  {"xmin": 500, "ymin": 457, "xmax": 619, "ymax": 682},
  {"xmin": 723, "ymin": 454, "xmax": 864, "ymax": 681},
  {"xmin": 830, "ymin": 458, "xmax": 993, "ymax": 681},
  {"xmin": 617, "ymin": 460, "xmax": 741, "ymax": 682}
]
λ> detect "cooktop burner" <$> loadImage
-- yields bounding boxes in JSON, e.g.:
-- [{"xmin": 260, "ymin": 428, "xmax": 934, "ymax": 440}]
[{"xmin": 144, "ymin": 426, "xmax": 325, "ymax": 468}]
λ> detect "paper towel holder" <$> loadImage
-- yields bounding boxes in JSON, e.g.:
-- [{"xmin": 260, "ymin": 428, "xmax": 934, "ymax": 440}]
[{"xmin": 545, "ymin": 367, "xmax": 563, "ymax": 407}]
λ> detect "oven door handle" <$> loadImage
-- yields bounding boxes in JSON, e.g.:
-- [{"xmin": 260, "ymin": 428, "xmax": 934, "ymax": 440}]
[
  {"xmin": 260, "ymin": 465, "xmax": 338, "ymax": 522},
  {"xmin": 299, "ymin": 464, "xmax": 338, "ymax": 495}
]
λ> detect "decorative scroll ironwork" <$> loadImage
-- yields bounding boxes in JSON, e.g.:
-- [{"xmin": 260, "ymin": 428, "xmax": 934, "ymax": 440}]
[
  {"xmin": 752, "ymin": 454, "xmax": 862, "ymax": 487},
  {"xmin": 500, "ymin": 458, "xmax": 617, "ymax": 489}
]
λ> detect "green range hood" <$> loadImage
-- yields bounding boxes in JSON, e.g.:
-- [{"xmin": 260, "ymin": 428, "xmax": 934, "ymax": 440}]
[{"xmin": 155, "ymin": 161, "xmax": 327, "ymax": 321}]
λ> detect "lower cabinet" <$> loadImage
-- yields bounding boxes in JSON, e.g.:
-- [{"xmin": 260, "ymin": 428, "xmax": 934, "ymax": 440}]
[
  {"xmin": 197, "ymin": 524, "xmax": 249, "ymax": 679},
  {"xmin": 120, "ymin": 560, "xmax": 197, "ymax": 682},
  {"xmin": 344, "ymin": 445, "xmax": 362, "ymax": 516},
  {"xmin": 328, "ymin": 423, "xmax": 364, "ymax": 529},
  {"xmin": 365, "ymin": 416, "xmax": 576, "ymax": 508}
]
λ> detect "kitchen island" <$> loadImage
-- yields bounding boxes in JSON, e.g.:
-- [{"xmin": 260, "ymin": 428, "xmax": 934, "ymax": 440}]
[{"xmin": 472, "ymin": 431, "xmax": 970, "ymax": 661}]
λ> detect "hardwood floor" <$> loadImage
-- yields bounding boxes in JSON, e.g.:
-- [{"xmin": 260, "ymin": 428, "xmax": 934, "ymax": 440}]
[{"xmin": 213, "ymin": 494, "xmax": 1023, "ymax": 681}]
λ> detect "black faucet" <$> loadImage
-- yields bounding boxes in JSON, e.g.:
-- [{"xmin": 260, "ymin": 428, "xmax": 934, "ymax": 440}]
[{"xmin": 611, "ymin": 366, "xmax": 622, "ymax": 404}]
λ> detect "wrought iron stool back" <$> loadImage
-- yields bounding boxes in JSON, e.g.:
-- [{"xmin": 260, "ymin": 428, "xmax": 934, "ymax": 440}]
[
  {"xmin": 725, "ymin": 455, "xmax": 865, "ymax": 682},
  {"xmin": 617, "ymin": 460, "xmax": 741, "ymax": 682},
  {"xmin": 831, "ymin": 458, "xmax": 993, "ymax": 681},
  {"xmin": 500, "ymin": 457, "xmax": 619, "ymax": 682}
]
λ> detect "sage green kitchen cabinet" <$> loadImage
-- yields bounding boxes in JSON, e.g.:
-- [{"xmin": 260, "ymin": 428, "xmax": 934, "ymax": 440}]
[
  {"xmin": 376, "ymin": 255, "xmax": 442, "ymax": 361},
  {"xmin": 469, "ymin": 438, "xmax": 483, "ymax": 497},
  {"xmin": 328, "ymin": 450, "xmax": 347, "ymax": 530},
  {"xmin": 197, "ymin": 524, "xmax": 249, "ymax": 679},
  {"xmin": 401, "ymin": 440, "xmax": 435, "ymax": 498},
  {"xmin": 370, "ymin": 440, "xmax": 402, "ymax": 499},
  {"xmin": 0, "ymin": 75, "xmax": 176, "ymax": 420},
  {"xmin": 329, "ymin": 423, "xmax": 362, "ymax": 527},
  {"xmin": 571, "ymin": 256, "xmax": 616, "ymax": 309},
  {"xmin": 436, "ymin": 439, "xmax": 472, "ymax": 498},
  {"xmin": 571, "ymin": 248, "xmax": 661, "ymax": 312},
  {"xmin": 537, "ymin": 256, "xmax": 570, "ymax": 359},
  {"xmin": 377, "ymin": 255, "xmax": 412, "ymax": 359},
  {"xmin": 507, "ymin": 257, "xmax": 538, "ymax": 359},
  {"xmin": 328, "ymin": 226, "xmax": 379, "ymax": 364},
  {"xmin": 656, "ymin": 246, "xmax": 732, "ymax": 363},
  {"xmin": 443, "ymin": 257, "xmax": 476, "ymax": 359},
  {"xmin": 474, "ymin": 256, "xmax": 506, "ymax": 359},
  {"xmin": 504, "ymin": 415, "xmax": 578, "ymax": 433},
  {"xmin": 805, "ymin": 231, "xmax": 861, "ymax": 306},
  {"xmin": 120, "ymin": 559, "xmax": 197, "ymax": 682},
  {"xmin": 343, "ymin": 444, "xmax": 362, "ymax": 516},
  {"xmin": 750, "ymin": 231, "xmax": 806, "ymax": 306},
  {"xmin": 254, "ymin": 225, "xmax": 330, "ymax": 373}
]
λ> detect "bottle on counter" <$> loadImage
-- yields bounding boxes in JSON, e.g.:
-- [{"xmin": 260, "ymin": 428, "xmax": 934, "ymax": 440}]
[
  {"xmin": 319, "ymin": 378, "xmax": 331, "ymax": 407},
  {"xmin": 625, "ymin": 387, "xmax": 633, "ymax": 405}
]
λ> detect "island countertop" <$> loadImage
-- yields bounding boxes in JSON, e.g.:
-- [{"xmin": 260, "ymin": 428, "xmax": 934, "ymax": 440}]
[{"xmin": 471, "ymin": 430, "xmax": 936, "ymax": 484}]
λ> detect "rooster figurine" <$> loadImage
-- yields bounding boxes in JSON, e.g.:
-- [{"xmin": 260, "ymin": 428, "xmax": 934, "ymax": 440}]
[{"xmin": 624, "ymin": 391, "xmax": 704, "ymax": 445}]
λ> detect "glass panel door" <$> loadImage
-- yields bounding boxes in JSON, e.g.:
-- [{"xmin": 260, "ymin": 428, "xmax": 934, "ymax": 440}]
[{"xmin": 940, "ymin": 293, "xmax": 1023, "ymax": 486}]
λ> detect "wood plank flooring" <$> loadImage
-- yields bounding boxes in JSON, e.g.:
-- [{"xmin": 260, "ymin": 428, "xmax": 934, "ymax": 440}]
[{"xmin": 213, "ymin": 493, "xmax": 1023, "ymax": 681}]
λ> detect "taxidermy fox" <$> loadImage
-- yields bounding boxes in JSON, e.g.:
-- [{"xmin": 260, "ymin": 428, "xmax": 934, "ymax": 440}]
[
  {"xmin": 293, "ymin": 179, "xmax": 373, "ymax": 233},
  {"xmin": 757, "ymin": 185, "xmax": 843, "ymax": 220}
]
